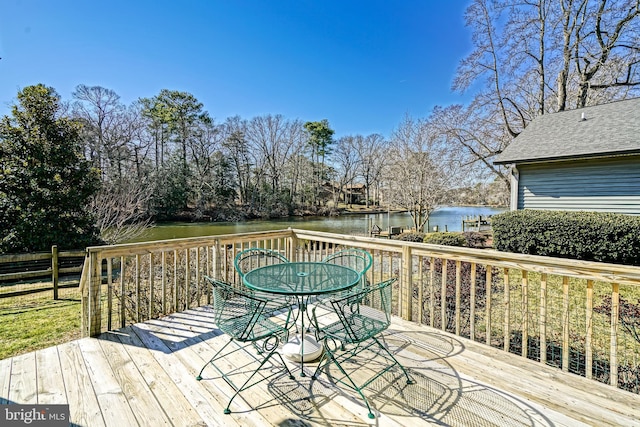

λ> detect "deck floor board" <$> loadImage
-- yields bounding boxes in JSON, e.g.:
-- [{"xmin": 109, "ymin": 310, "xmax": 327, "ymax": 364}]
[{"xmin": 2, "ymin": 306, "xmax": 640, "ymax": 426}]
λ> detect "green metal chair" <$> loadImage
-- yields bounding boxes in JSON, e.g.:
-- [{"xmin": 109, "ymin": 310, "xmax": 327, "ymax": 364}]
[
  {"xmin": 234, "ymin": 248, "xmax": 297, "ymax": 330},
  {"xmin": 311, "ymin": 277, "xmax": 414, "ymax": 419},
  {"xmin": 234, "ymin": 248, "xmax": 289, "ymax": 275},
  {"xmin": 196, "ymin": 277, "xmax": 294, "ymax": 415},
  {"xmin": 321, "ymin": 248, "xmax": 372, "ymax": 292},
  {"xmin": 311, "ymin": 248, "xmax": 373, "ymax": 319}
]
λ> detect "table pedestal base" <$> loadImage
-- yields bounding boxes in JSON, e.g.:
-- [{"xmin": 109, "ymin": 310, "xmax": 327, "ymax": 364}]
[{"xmin": 282, "ymin": 334, "xmax": 323, "ymax": 363}]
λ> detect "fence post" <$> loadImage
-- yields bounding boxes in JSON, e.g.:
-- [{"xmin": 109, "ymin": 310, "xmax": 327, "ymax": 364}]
[{"xmin": 52, "ymin": 245, "xmax": 59, "ymax": 300}]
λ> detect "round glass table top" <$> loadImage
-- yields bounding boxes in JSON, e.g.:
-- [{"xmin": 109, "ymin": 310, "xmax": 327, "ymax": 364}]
[{"xmin": 243, "ymin": 262, "xmax": 360, "ymax": 295}]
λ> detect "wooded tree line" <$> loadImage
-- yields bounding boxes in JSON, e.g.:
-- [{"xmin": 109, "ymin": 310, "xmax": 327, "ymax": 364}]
[{"xmin": 1, "ymin": 0, "xmax": 638, "ymax": 252}]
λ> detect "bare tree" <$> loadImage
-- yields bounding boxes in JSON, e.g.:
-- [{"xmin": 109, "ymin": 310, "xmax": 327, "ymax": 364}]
[
  {"xmin": 355, "ymin": 134, "xmax": 386, "ymax": 208},
  {"xmin": 428, "ymin": 103, "xmax": 511, "ymax": 189},
  {"xmin": 221, "ymin": 116, "xmax": 252, "ymax": 205},
  {"xmin": 72, "ymin": 85, "xmax": 131, "ymax": 179},
  {"xmin": 572, "ymin": 0, "xmax": 640, "ymax": 107},
  {"xmin": 90, "ymin": 178, "xmax": 153, "ymax": 244},
  {"xmin": 445, "ymin": 0, "xmax": 640, "ymax": 189},
  {"xmin": 331, "ymin": 136, "xmax": 360, "ymax": 207},
  {"xmin": 385, "ymin": 115, "xmax": 459, "ymax": 232}
]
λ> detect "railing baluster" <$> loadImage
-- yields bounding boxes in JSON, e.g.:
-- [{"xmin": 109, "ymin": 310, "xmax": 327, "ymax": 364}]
[
  {"xmin": 135, "ymin": 254, "xmax": 141, "ymax": 323},
  {"xmin": 107, "ymin": 257, "xmax": 112, "ymax": 331},
  {"xmin": 196, "ymin": 247, "xmax": 201, "ymax": 305},
  {"xmin": 540, "ymin": 273, "xmax": 547, "ymax": 364},
  {"xmin": 429, "ymin": 258, "xmax": 435, "ymax": 328},
  {"xmin": 184, "ymin": 248, "xmax": 190, "ymax": 310},
  {"xmin": 470, "ymin": 262, "xmax": 476, "ymax": 341},
  {"xmin": 504, "ymin": 268, "xmax": 510, "ymax": 352},
  {"xmin": 149, "ymin": 253, "xmax": 154, "ymax": 320},
  {"xmin": 173, "ymin": 250, "xmax": 178, "ymax": 313},
  {"xmin": 161, "ymin": 251, "xmax": 167, "ymax": 315},
  {"xmin": 120, "ymin": 256, "xmax": 125, "ymax": 328},
  {"xmin": 585, "ymin": 279, "xmax": 593, "ymax": 379},
  {"xmin": 401, "ymin": 245, "xmax": 412, "ymax": 321},
  {"xmin": 441, "ymin": 260, "xmax": 447, "ymax": 331},
  {"xmin": 562, "ymin": 276, "xmax": 570, "ymax": 372},
  {"xmin": 610, "ymin": 283, "xmax": 619, "ymax": 387},
  {"xmin": 486, "ymin": 266, "xmax": 492, "ymax": 346},
  {"xmin": 455, "ymin": 261, "xmax": 461, "ymax": 336},
  {"xmin": 522, "ymin": 271, "xmax": 528, "ymax": 358},
  {"xmin": 417, "ymin": 255, "xmax": 424, "ymax": 325}
]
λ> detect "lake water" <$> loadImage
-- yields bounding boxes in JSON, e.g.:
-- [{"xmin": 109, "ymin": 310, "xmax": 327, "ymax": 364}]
[{"xmin": 132, "ymin": 206, "xmax": 507, "ymax": 242}]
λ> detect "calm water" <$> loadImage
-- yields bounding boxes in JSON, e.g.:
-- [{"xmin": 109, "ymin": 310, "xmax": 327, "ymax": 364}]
[{"xmin": 132, "ymin": 206, "xmax": 506, "ymax": 242}]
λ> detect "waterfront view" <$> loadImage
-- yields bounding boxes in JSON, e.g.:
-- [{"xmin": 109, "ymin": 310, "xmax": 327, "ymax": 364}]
[{"xmin": 131, "ymin": 206, "xmax": 506, "ymax": 242}]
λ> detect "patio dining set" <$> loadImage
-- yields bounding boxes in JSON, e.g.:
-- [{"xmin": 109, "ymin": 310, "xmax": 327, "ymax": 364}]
[{"xmin": 195, "ymin": 247, "xmax": 414, "ymax": 419}]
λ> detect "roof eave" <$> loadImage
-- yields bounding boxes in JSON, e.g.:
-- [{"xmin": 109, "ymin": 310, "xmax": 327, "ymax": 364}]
[{"xmin": 493, "ymin": 149, "xmax": 640, "ymax": 166}]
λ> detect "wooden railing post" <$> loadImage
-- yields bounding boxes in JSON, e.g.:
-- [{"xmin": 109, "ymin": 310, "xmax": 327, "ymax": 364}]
[
  {"xmin": 84, "ymin": 251, "xmax": 102, "ymax": 337},
  {"xmin": 288, "ymin": 229, "xmax": 298, "ymax": 262},
  {"xmin": 51, "ymin": 245, "xmax": 59, "ymax": 300},
  {"xmin": 213, "ymin": 239, "xmax": 222, "ymax": 280}
]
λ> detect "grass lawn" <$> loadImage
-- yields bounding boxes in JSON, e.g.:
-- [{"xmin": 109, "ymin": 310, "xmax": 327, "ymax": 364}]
[{"xmin": 0, "ymin": 288, "xmax": 82, "ymax": 360}]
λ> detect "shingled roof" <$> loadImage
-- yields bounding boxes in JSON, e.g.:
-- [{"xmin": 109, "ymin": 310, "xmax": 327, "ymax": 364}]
[{"xmin": 494, "ymin": 98, "xmax": 640, "ymax": 165}]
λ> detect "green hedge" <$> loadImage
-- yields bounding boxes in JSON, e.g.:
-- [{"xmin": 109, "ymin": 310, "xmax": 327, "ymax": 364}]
[
  {"xmin": 424, "ymin": 232, "xmax": 466, "ymax": 247},
  {"xmin": 492, "ymin": 210, "xmax": 640, "ymax": 266}
]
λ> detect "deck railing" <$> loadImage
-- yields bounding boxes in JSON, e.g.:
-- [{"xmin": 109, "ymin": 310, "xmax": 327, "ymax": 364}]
[{"xmin": 81, "ymin": 228, "xmax": 640, "ymax": 393}]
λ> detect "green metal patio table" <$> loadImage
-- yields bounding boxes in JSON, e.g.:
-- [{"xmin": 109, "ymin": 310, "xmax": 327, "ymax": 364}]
[{"xmin": 243, "ymin": 261, "xmax": 360, "ymax": 376}]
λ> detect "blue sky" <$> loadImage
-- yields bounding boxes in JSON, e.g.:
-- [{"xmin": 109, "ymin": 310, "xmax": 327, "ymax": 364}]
[{"xmin": 0, "ymin": 1, "xmax": 473, "ymax": 138}]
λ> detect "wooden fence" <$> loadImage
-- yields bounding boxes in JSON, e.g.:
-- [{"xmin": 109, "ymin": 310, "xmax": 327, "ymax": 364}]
[
  {"xmin": 0, "ymin": 246, "xmax": 85, "ymax": 299},
  {"xmin": 80, "ymin": 228, "xmax": 640, "ymax": 393}
]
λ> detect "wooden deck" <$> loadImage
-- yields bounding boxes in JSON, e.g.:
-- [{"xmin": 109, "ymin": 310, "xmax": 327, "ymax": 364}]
[{"xmin": 2, "ymin": 307, "xmax": 639, "ymax": 426}]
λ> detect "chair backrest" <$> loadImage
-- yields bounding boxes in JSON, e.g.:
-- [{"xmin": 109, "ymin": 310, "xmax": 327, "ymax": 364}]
[
  {"xmin": 329, "ymin": 277, "xmax": 396, "ymax": 344},
  {"xmin": 322, "ymin": 248, "xmax": 373, "ymax": 277},
  {"xmin": 234, "ymin": 248, "xmax": 289, "ymax": 278},
  {"xmin": 204, "ymin": 277, "xmax": 268, "ymax": 341}
]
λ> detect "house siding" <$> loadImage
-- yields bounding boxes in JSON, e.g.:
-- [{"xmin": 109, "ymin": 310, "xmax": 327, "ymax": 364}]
[{"xmin": 517, "ymin": 156, "xmax": 640, "ymax": 215}]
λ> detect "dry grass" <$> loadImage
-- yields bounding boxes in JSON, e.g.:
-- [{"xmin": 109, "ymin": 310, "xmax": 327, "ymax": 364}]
[{"xmin": 0, "ymin": 285, "xmax": 82, "ymax": 359}]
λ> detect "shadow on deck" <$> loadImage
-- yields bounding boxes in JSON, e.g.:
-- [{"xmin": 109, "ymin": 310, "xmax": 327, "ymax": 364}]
[{"xmin": 1, "ymin": 307, "xmax": 639, "ymax": 426}]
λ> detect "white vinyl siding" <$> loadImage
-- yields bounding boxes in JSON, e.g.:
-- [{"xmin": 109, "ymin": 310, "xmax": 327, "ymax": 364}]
[{"xmin": 517, "ymin": 156, "xmax": 640, "ymax": 215}]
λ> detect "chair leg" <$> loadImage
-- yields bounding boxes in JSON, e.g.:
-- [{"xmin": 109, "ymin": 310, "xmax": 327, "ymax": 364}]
[
  {"xmin": 371, "ymin": 336, "xmax": 414, "ymax": 384},
  {"xmin": 222, "ymin": 347, "xmax": 295, "ymax": 414},
  {"xmin": 196, "ymin": 335, "xmax": 295, "ymax": 415},
  {"xmin": 283, "ymin": 305, "xmax": 299, "ymax": 333},
  {"xmin": 196, "ymin": 337, "xmax": 234, "ymax": 381},
  {"xmin": 312, "ymin": 343, "xmax": 376, "ymax": 419}
]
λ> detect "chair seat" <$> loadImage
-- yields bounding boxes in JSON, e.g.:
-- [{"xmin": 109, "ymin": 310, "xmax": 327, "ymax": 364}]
[
  {"xmin": 219, "ymin": 314, "xmax": 287, "ymax": 342},
  {"xmin": 321, "ymin": 314, "xmax": 387, "ymax": 344}
]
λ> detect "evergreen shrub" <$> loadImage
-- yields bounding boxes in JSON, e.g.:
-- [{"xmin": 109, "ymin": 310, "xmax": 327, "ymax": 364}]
[
  {"xmin": 492, "ymin": 210, "xmax": 640, "ymax": 266},
  {"xmin": 424, "ymin": 232, "xmax": 466, "ymax": 247},
  {"xmin": 462, "ymin": 231, "xmax": 488, "ymax": 248},
  {"xmin": 395, "ymin": 231, "xmax": 426, "ymax": 242}
]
